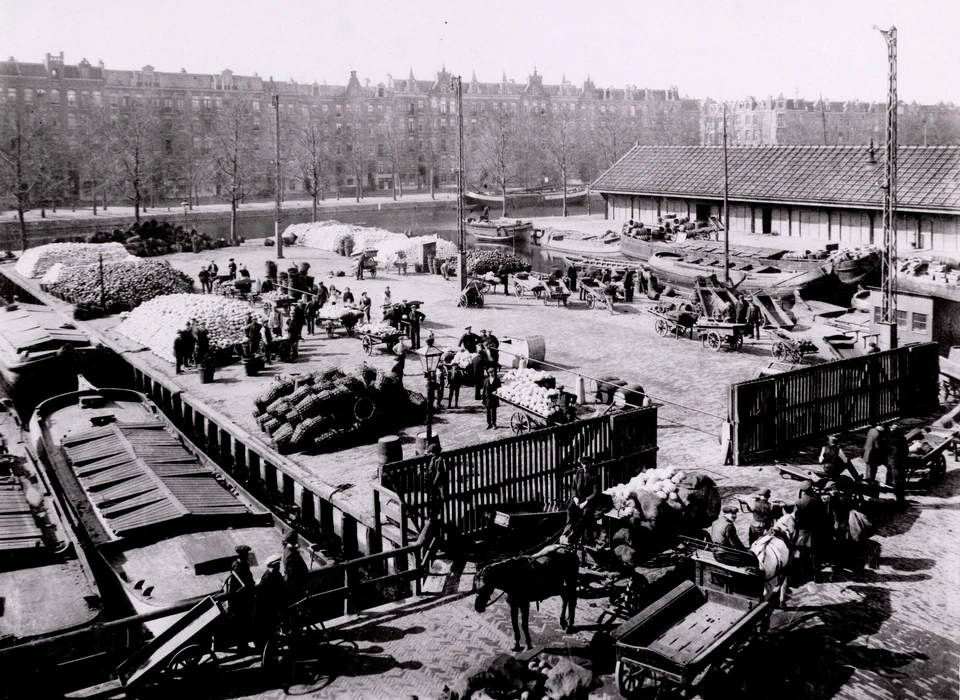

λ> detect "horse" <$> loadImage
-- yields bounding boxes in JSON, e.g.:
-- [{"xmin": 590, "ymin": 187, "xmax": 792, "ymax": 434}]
[
  {"xmin": 750, "ymin": 512, "xmax": 798, "ymax": 607},
  {"xmin": 473, "ymin": 544, "xmax": 580, "ymax": 652}
]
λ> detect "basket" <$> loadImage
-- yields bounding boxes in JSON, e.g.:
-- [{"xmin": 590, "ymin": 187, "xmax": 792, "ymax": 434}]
[
  {"xmin": 313, "ymin": 429, "xmax": 344, "ymax": 451},
  {"xmin": 267, "ymin": 398, "xmax": 292, "ymax": 418},
  {"xmin": 288, "ymin": 385, "xmax": 314, "ymax": 406},
  {"xmin": 294, "ymin": 393, "xmax": 325, "ymax": 420},
  {"xmin": 256, "ymin": 414, "xmax": 273, "ymax": 430},
  {"xmin": 406, "ymin": 390, "xmax": 427, "ymax": 407},
  {"xmin": 334, "ymin": 375, "xmax": 366, "ymax": 395},
  {"xmin": 262, "ymin": 417, "xmax": 282, "ymax": 435},
  {"xmin": 357, "ymin": 363, "xmax": 379, "ymax": 386},
  {"xmin": 353, "ymin": 397, "xmax": 377, "ymax": 422},
  {"xmin": 320, "ymin": 367, "xmax": 346, "ymax": 383}
]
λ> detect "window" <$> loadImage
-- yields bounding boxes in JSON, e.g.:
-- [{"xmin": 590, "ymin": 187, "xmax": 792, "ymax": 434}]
[
  {"xmin": 440, "ymin": 100, "xmax": 448, "ymax": 114},
  {"xmin": 67, "ymin": 113, "xmax": 77, "ymax": 130},
  {"xmin": 164, "ymin": 97, "xmax": 172, "ymax": 109},
  {"xmin": 912, "ymin": 312, "xmax": 928, "ymax": 332},
  {"xmin": 896, "ymin": 310, "xmax": 908, "ymax": 328},
  {"xmin": 777, "ymin": 113, "xmax": 785, "ymax": 127},
  {"xmin": 67, "ymin": 90, "xmax": 76, "ymax": 106},
  {"xmin": 49, "ymin": 89, "xmax": 60, "ymax": 104},
  {"xmin": 408, "ymin": 102, "xmax": 415, "ymax": 115},
  {"xmin": 176, "ymin": 98, "xmax": 184, "ymax": 110},
  {"xmin": 322, "ymin": 104, "xmax": 329, "ymax": 113},
  {"xmin": 251, "ymin": 100, "xmax": 260, "ymax": 112},
  {"xmin": 417, "ymin": 100, "xmax": 424, "ymax": 111},
  {"xmin": 5, "ymin": 88, "xmax": 15, "ymax": 102},
  {"xmin": 367, "ymin": 104, "xmax": 373, "ymax": 114},
  {"xmin": 873, "ymin": 306, "xmax": 883, "ymax": 324},
  {"xmin": 215, "ymin": 97, "xmax": 222, "ymax": 109},
  {"xmin": 253, "ymin": 117, "xmax": 261, "ymax": 131},
  {"xmin": 24, "ymin": 89, "xmax": 33, "ymax": 103},
  {"xmin": 123, "ymin": 96, "xmax": 131, "ymax": 108},
  {"xmin": 440, "ymin": 139, "xmax": 447, "ymax": 153},
  {"xmin": 336, "ymin": 122, "xmax": 342, "ymax": 134}
]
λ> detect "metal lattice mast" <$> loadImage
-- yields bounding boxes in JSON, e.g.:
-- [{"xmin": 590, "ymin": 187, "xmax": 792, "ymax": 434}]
[
  {"xmin": 455, "ymin": 76, "xmax": 467, "ymax": 290},
  {"xmin": 877, "ymin": 25, "xmax": 898, "ymax": 336}
]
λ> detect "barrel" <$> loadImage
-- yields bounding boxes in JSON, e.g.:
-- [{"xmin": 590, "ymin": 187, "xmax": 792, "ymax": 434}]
[
  {"xmin": 377, "ymin": 435, "xmax": 403, "ymax": 465},
  {"xmin": 500, "ymin": 335, "xmax": 546, "ymax": 369},
  {"xmin": 414, "ymin": 432, "xmax": 441, "ymax": 456}
]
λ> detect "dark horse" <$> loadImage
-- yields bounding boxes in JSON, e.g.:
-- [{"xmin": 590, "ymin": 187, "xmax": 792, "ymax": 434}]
[{"xmin": 473, "ymin": 544, "xmax": 579, "ymax": 652}]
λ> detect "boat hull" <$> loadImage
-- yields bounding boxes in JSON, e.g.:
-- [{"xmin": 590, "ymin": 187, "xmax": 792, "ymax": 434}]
[
  {"xmin": 834, "ymin": 252, "xmax": 881, "ymax": 285},
  {"xmin": 620, "ymin": 232, "xmax": 827, "ymax": 272},
  {"xmin": 647, "ymin": 252, "xmax": 829, "ymax": 295},
  {"xmin": 465, "ymin": 220, "xmax": 533, "ymax": 243},
  {"xmin": 466, "ymin": 189, "xmax": 588, "ymax": 207}
]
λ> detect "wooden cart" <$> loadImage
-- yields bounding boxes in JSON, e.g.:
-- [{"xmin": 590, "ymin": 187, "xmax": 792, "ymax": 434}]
[
  {"xmin": 316, "ymin": 307, "xmax": 364, "ymax": 338},
  {"xmin": 542, "ymin": 279, "xmax": 571, "ymax": 307},
  {"xmin": 497, "ymin": 392, "xmax": 575, "ymax": 435},
  {"xmin": 694, "ymin": 320, "xmax": 749, "ymax": 352},
  {"xmin": 613, "ymin": 542, "xmax": 771, "ymax": 698},
  {"xmin": 359, "ymin": 329, "xmax": 403, "ymax": 355},
  {"xmin": 769, "ymin": 328, "xmax": 818, "ymax": 363},
  {"xmin": 512, "ymin": 273, "xmax": 547, "ymax": 299},
  {"xmin": 648, "ymin": 307, "xmax": 698, "ymax": 340},
  {"xmin": 903, "ymin": 426, "xmax": 956, "ymax": 487}
]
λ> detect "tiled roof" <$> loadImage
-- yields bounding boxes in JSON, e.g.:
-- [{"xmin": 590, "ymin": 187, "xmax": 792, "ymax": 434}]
[
  {"xmin": 591, "ymin": 146, "xmax": 960, "ymax": 214},
  {"xmin": 61, "ymin": 422, "xmax": 251, "ymax": 539}
]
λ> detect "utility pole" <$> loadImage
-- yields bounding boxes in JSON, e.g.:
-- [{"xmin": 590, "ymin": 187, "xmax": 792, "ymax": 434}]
[
  {"xmin": 876, "ymin": 25, "xmax": 898, "ymax": 349},
  {"xmin": 455, "ymin": 76, "xmax": 467, "ymax": 290},
  {"xmin": 820, "ymin": 94, "xmax": 828, "ymax": 145},
  {"xmin": 722, "ymin": 102, "xmax": 730, "ymax": 285},
  {"xmin": 273, "ymin": 94, "xmax": 284, "ymax": 260}
]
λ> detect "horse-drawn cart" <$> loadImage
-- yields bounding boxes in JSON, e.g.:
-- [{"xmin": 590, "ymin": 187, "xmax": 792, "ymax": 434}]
[
  {"xmin": 613, "ymin": 543, "xmax": 771, "ymax": 699},
  {"xmin": 316, "ymin": 307, "xmax": 364, "ymax": 338}
]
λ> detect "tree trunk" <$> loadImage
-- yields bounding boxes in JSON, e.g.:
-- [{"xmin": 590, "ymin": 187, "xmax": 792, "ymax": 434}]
[
  {"xmin": 92, "ymin": 187, "xmax": 98, "ymax": 216},
  {"xmin": 392, "ymin": 169, "xmax": 397, "ymax": 201},
  {"xmin": 430, "ymin": 166, "xmax": 435, "ymax": 199},
  {"xmin": 134, "ymin": 187, "xmax": 141, "ymax": 224},
  {"xmin": 561, "ymin": 168, "xmax": 568, "ymax": 218},
  {"xmin": 17, "ymin": 207, "xmax": 27, "ymax": 252},
  {"xmin": 52, "ymin": 198, "xmax": 57, "ymax": 214},
  {"xmin": 501, "ymin": 179, "xmax": 508, "ymax": 218},
  {"xmin": 312, "ymin": 191, "xmax": 318, "ymax": 222},
  {"xmin": 398, "ymin": 171, "xmax": 404, "ymax": 198},
  {"xmin": 230, "ymin": 197, "xmax": 237, "ymax": 244}
]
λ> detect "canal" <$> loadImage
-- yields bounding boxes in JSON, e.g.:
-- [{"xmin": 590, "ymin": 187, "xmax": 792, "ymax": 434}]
[{"xmin": 201, "ymin": 198, "xmax": 604, "ymax": 275}]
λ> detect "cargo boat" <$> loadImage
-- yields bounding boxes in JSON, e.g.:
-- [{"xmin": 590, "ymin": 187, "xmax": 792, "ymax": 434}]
[
  {"xmin": 464, "ymin": 219, "xmax": 534, "ymax": 243},
  {"xmin": 0, "ymin": 442, "xmax": 102, "ymax": 647},
  {"xmin": 647, "ymin": 251, "xmax": 830, "ymax": 295},
  {"xmin": 465, "ymin": 188, "xmax": 588, "ymax": 207},
  {"xmin": 538, "ymin": 229, "xmax": 621, "ymax": 256},
  {"xmin": 29, "ymin": 386, "xmax": 303, "ymax": 629}
]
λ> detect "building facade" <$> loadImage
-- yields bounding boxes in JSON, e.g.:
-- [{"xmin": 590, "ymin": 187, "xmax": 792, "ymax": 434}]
[
  {"xmin": 0, "ymin": 53, "xmax": 701, "ymax": 205},
  {"xmin": 701, "ymin": 96, "xmax": 960, "ymax": 147}
]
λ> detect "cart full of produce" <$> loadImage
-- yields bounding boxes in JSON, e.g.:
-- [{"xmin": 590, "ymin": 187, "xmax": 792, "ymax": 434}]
[
  {"xmin": 496, "ymin": 367, "xmax": 577, "ymax": 434},
  {"xmin": 356, "ymin": 321, "xmax": 404, "ymax": 355}
]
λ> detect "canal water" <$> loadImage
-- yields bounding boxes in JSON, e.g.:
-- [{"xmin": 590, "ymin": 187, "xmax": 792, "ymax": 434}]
[{"xmin": 202, "ymin": 198, "xmax": 604, "ymax": 275}]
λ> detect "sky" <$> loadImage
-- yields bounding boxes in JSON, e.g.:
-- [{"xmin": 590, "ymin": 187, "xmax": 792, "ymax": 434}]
[{"xmin": 1, "ymin": 0, "xmax": 958, "ymax": 104}]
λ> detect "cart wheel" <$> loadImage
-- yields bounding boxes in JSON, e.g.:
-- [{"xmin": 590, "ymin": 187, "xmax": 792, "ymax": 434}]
[
  {"xmin": 771, "ymin": 342, "xmax": 788, "ymax": 362},
  {"xmin": 515, "ymin": 284, "xmax": 524, "ymax": 297},
  {"xmin": 616, "ymin": 660, "xmax": 659, "ymax": 699},
  {"xmin": 704, "ymin": 332, "xmax": 723, "ymax": 351},
  {"xmin": 654, "ymin": 319, "xmax": 670, "ymax": 337},
  {"xmin": 362, "ymin": 336, "xmax": 374, "ymax": 355},
  {"xmin": 262, "ymin": 637, "xmax": 296, "ymax": 679},
  {"xmin": 510, "ymin": 412, "xmax": 530, "ymax": 435},
  {"xmin": 167, "ymin": 644, "xmax": 217, "ymax": 678},
  {"xmin": 586, "ymin": 296, "xmax": 596, "ymax": 309},
  {"xmin": 931, "ymin": 454, "xmax": 947, "ymax": 485}
]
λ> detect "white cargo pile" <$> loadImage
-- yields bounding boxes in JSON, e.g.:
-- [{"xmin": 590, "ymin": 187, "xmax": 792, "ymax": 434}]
[
  {"xmin": 449, "ymin": 349, "xmax": 478, "ymax": 369},
  {"xmin": 605, "ymin": 466, "xmax": 688, "ymax": 516},
  {"xmin": 286, "ymin": 222, "xmax": 458, "ymax": 266},
  {"xmin": 827, "ymin": 245, "xmax": 879, "ymax": 263},
  {"xmin": 42, "ymin": 258, "xmax": 193, "ymax": 309},
  {"xmin": 497, "ymin": 368, "xmax": 558, "ymax": 415},
  {"xmin": 117, "ymin": 294, "xmax": 264, "ymax": 363},
  {"xmin": 356, "ymin": 321, "xmax": 396, "ymax": 336},
  {"xmin": 16, "ymin": 242, "xmax": 132, "ymax": 278}
]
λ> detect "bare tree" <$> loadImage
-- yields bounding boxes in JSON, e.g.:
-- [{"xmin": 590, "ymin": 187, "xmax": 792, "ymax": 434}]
[
  {"xmin": 210, "ymin": 96, "xmax": 261, "ymax": 243},
  {"xmin": 292, "ymin": 105, "xmax": 332, "ymax": 221},
  {"xmin": 74, "ymin": 103, "xmax": 115, "ymax": 215},
  {"xmin": 542, "ymin": 108, "xmax": 579, "ymax": 217},
  {"xmin": 172, "ymin": 112, "xmax": 212, "ymax": 210},
  {"xmin": 382, "ymin": 114, "xmax": 407, "ymax": 201},
  {"xmin": 346, "ymin": 123, "xmax": 365, "ymax": 202},
  {"xmin": 473, "ymin": 103, "xmax": 522, "ymax": 217},
  {"xmin": 0, "ymin": 101, "xmax": 58, "ymax": 249},
  {"xmin": 109, "ymin": 99, "xmax": 160, "ymax": 223}
]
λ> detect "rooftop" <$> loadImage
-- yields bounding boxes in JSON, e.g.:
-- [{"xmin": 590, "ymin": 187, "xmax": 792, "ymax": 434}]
[{"xmin": 591, "ymin": 145, "xmax": 960, "ymax": 214}]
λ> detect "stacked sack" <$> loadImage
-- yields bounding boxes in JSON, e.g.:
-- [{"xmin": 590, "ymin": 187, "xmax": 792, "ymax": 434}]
[
  {"xmin": 116, "ymin": 294, "xmax": 264, "ymax": 363},
  {"xmin": 16, "ymin": 242, "xmax": 132, "ymax": 278},
  {"xmin": 253, "ymin": 362, "xmax": 428, "ymax": 454}
]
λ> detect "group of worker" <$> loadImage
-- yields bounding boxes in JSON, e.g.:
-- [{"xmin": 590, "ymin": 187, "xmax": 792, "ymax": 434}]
[
  {"xmin": 224, "ymin": 531, "xmax": 309, "ymax": 650},
  {"xmin": 822, "ymin": 424, "xmax": 910, "ymax": 504},
  {"xmin": 197, "ymin": 258, "xmax": 249, "ymax": 294},
  {"xmin": 173, "ymin": 319, "xmax": 211, "ymax": 374},
  {"xmin": 710, "ymin": 293, "xmax": 765, "ymax": 339}
]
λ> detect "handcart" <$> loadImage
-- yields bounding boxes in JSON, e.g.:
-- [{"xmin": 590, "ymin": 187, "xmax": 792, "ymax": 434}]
[
  {"xmin": 316, "ymin": 307, "xmax": 363, "ymax": 338},
  {"xmin": 648, "ymin": 303, "xmax": 698, "ymax": 339},
  {"xmin": 579, "ymin": 279, "xmax": 619, "ymax": 311},
  {"xmin": 613, "ymin": 540, "xmax": 771, "ymax": 699},
  {"xmin": 457, "ymin": 281, "xmax": 486, "ymax": 308},
  {"xmin": 542, "ymin": 279, "xmax": 571, "ymax": 307},
  {"xmin": 902, "ymin": 426, "xmax": 956, "ymax": 487},
  {"xmin": 497, "ymin": 388, "xmax": 588, "ymax": 435},
  {"xmin": 769, "ymin": 328, "xmax": 818, "ymax": 363},
  {"xmin": 112, "ymin": 597, "xmax": 294, "ymax": 692},
  {"xmin": 512, "ymin": 273, "xmax": 547, "ymax": 299},
  {"xmin": 694, "ymin": 319, "xmax": 749, "ymax": 352},
  {"xmin": 359, "ymin": 329, "xmax": 403, "ymax": 355}
]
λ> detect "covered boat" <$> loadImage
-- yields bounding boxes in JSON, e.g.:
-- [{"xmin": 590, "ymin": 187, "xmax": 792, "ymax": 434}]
[
  {"xmin": 0, "ymin": 302, "xmax": 94, "ymax": 398},
  {"xmin": 0, "ymin": 444, "xmax": 101, "ymax": 646},
  {"xmin": 647, "ymin": 251, "xmax": 830, "ymax": 295},
  {"xmin": 29, "ymin": 386, "xmax": 299, "ymax": 626},
  {"xmin": 464, "ymin": 218, "xmax": 533, "ymax": 243}
]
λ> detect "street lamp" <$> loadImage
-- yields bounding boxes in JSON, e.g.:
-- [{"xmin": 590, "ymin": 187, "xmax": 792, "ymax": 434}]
[
  {"xmin": 181, "ymin": 201, "xmax": 189, "ymax": 232},
  {"xmin": 420, "ymin": 342, "xmax": 443, "ymax": 442}
]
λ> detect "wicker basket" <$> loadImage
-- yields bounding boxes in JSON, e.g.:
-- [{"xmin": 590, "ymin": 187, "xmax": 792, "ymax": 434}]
[
  {"xmin": 357, "ymin": 363, "xmax": 379, "ymax": 386},
  {"xmin": 256, "ymin": 413, "xmax": 273, "ymax": 429},
  {"xmin": 267, "ymin": 398, "xmax": 292, "ymax": 418},
  {"xmin": 319, "ymin": 367, "xmax": 346, "ymax": 383},
  {"xmin": 334, "ymin": 375, "xmax": 365, "ymax": 395},
  {"xmin": 288, "ymin": 385, "xmax": 314, "ymax": 406},
  {"xmin": 262, "ymin": 417, "xmax": 282, "ymax": 435},
  {"xmin": 353, "ymin": 397, "xmax": 377, "ymax": 422}
]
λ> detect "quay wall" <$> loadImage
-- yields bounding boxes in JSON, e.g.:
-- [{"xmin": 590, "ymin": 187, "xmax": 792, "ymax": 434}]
[{"xmin": 0, "ymin": 197, "xmax": 455, "ymax": 250}]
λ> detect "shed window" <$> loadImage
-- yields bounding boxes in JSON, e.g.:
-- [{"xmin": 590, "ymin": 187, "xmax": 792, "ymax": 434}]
[
  {"xmin": 896, "ymin": 310, "xmax": 908, "ymax": 328},
  {"xmin": 912, "ymin": 312, "xmax": 928, "ymax": 332}
]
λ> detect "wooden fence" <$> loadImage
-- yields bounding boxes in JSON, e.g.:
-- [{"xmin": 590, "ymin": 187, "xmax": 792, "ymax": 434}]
[
  {"xmin": 728, "ymin": 342, "xmax": 940, "ymax": 464},
  {"xmin": 379, "ymin": 406, "xmax": 659, "ymax": 537}
]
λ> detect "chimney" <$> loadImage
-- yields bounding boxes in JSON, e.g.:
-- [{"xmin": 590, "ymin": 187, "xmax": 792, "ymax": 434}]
[
  {"xmin": 868, "ymin": 139, "xmax": 877, "ymax": 164},
  {"xmin": 365, "ymin": 78, "xmax": 370, "ymax": 87}
]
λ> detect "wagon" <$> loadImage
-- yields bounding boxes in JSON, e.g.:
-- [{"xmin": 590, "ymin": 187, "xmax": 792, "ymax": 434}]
[
  {"xmin": 613, "ymin": 540, "xmax": 772, "ymax": 698},
  {"xmin": 497, "ymin": 391, "xmax": 576, "ymax": 435},
  {"xmin": 648, "ymin": 305, "xmax": 698, "ymax": 340},
  {"xmin": 359, "ymin": 329, "xmax": 403, "ymax": 355},
  {"xmin": 512, "ymin": 273, "xmax": 547, "ymax": 299},
  {"xmin": 902, "ymin": 426, "xmax": 956, "ymax": 487},
  {"xmin": 769, "ymin": 328, "xmax": 818, "ymax": 363},
  {"xmin": 694, "ymin": 319, "xmax": 749, "ymax": 352},
  {"xmin": 579, "ymin": 279, "xmax": 619, "ymax": 311},
  {"xmin": 316, "ymin": 307, "xmax": 364, "ymax": 338},
  {"xmin": 542, "ymin": 279, "xmax": 571, "ymax": 307}
]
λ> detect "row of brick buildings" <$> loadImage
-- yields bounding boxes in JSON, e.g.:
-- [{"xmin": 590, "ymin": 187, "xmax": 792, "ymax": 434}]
[{"xmin": 0, "ymin": 52, "xmax": 957, "ymax": 203}]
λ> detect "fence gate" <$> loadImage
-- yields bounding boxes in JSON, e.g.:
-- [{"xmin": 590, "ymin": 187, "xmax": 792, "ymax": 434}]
[{"xmin": 728, "ymin": 343, "xmax": 940, "ymax": 464}]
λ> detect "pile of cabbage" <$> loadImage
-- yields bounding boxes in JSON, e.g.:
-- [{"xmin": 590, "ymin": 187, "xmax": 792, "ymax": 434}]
[
  {"xmin": 497, "ymin": 371, "xmax": 559, "ymax": 417},
  {"xmin": 288, "ymin": 222, "xmax": 458, "ymax": 267},
  {"xmin": 605, "ymin": 466, "xmax": 688, "ymax": 517},
  {"xmin": 502, "ymin": 367, "xmax": 552, "ymax": 384},
  {"xmin": 448, "ymin": 349, "xmax": 479, "ymax": 369},
  {"xmin": 16, "ymin": 242, "xmax": 132, "ymax": 278},
  {"xmin": 117, "ymin": 294, "xmax": 263, "ymax": 363},
  {"xmin": 42, "ymin": 258, "xmax": 193, "ymax": 310},
  {"xmin": 357, "ymin": 321, "xmax": 397, "ymax": 336}
]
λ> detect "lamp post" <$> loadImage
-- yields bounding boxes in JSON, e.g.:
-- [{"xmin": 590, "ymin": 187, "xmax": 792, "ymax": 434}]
[
  {"xmin": 420, "ymin": 342, "xmax": 443, "ymax": 442},
  {"xmin": 181, "ymin": 200, "xmax": 189, "ymax": 232}
]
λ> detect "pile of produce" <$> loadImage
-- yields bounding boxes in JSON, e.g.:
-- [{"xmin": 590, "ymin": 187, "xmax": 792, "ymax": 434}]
[
  {"xmin": 289, "ymin": 221, "xmax": 395, "ymax": 254},
  {"xmin": 86, "ymin": 220, "xmax": 223, "ymax": 257},
  {"xmin": 466, "ymin": 250, "xmax": 527, "ymax": 276},
  {"xmin": 41, "ymin": 258, "xmax": 193, "ymax": 311},
  {"xmin": 16, "ymin": 242, "xmax": 132, "ymax": 278},
  {"xmin": 603, "ymin": 468, "xmax": 720, "ymax": 565},
  {"xmin": 446, "ymin": 653, "xmax": 594, "ymax": 700},
  {"xmin": 357, "ymin": 321, "xmax": 398, "ymax": 336},
  {"xmin": 117, "ymin": 294, "xmax": 263, "ymax": 363},
  {"xmin": 827, "ymin": 245, "xmax": 880, "ymax": 264},
  {"xmin": 497, "ymin": 369, "xmax": 560, "ymax": 417},
  {"xmin": 252, "ymin": 363, "xmax": 427, "ymax": 454},
  {"xmin": 449, "ymin": 349, "xmax": 480, "ymax": 369}
]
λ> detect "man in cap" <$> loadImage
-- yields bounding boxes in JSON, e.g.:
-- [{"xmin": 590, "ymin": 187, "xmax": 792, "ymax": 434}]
[
  {"xmin": 746, "ymin": 488, "xmax": 774, "ymax": 545},
  {"xmin": 564, "ymin": 456, "xmax": 601, "ymax": 544},
  {"xmin": 253, "ymin": 555, "xmax": 286, "ymax": 649},
  {"xmin": 481, "ymin": 366, "xmax": 501, "ymax": 429},
  {"xmin": 710, "ymin": 503, "xmax": 747, "ymax": 552},
  {"xmin": 228, "ymin": 258, "xmax": 237, "ymax": 280},
  {"xmin": 226, "ymin": 544, "xmax": 256, "ymax": 647},
  {"xmin": 862, "ymin": 423, "xmax": 887, "ymax": 483},
  {"xmin": 819, "ymin": 435, "xmax": 861, "ymax": 482},
  {"xmin": 281, "ymin": 531, "xmax": 309, "ymax": 603},
  {"xmin": 884, "ymin": 424, "xmax": 909, "ymax": 505},
  {"xmin": 482, "ymin": 328, "xmax": 500, "ymax": 368},
  {"xmin": 459, "ymin": 326, "xmax": 480, "ymax": 354},
  {"xmin": 794, "ymin": 481, "xmax": 825, "ymax": 582}
]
